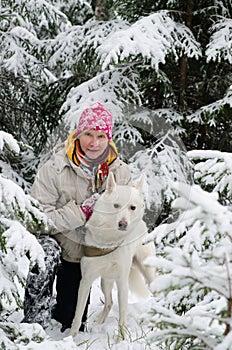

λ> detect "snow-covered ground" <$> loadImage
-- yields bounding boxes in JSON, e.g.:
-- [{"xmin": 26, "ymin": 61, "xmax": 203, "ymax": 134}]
[{"xmin": 12, "ymin": 277, "xmax": 157, "ymax": 350}]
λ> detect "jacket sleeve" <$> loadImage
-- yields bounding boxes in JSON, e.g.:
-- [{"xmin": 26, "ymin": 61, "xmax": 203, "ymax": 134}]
[{"xmin": 31, "ymin": 161, "xmax": 86, "ymax": 234}]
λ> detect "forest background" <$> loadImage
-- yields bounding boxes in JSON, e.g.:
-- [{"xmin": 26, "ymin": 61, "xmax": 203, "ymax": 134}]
[{"xmin": 0, "ymin": 0, "xmax": 232, "ymax": 349}]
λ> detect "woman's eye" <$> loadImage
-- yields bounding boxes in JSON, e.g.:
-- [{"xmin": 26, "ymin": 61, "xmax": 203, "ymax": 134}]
[
  {"xmin": 130, "ymin": 205, "xmax": 136, "ymax": 211},
  {"xmin": 114, "ymin": 203, "xmax": 120, "ymax": 208}
]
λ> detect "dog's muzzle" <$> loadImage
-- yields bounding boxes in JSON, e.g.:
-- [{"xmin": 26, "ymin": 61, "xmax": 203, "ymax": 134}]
[{"xmin": 118, "ymin": 219, "xmax": 128, "ymax": 231}]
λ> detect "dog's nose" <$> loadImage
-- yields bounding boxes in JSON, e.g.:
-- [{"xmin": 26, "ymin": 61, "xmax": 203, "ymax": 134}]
[{"xmin": 118, "ymin": 218, "xmax": 128, "ymax": 231}]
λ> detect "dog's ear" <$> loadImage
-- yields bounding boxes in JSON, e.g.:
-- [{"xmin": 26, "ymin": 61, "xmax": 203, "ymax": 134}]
[
  {"xmin": 106, "ymin": 172, "xmax": 116, "ymax": 193},
  {"xmin": 135, "ymin": 175, "xmax": 144, "ymax": 193}
]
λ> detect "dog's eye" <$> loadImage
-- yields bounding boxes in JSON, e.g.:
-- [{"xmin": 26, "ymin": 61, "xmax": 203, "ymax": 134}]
[
  {"xmin": 114, "ymin": 203, "xmax": 120, "ymax": 208},
  {"xmin": 130, "ymin": 205, "xmax": 136, "ymax": 211}
]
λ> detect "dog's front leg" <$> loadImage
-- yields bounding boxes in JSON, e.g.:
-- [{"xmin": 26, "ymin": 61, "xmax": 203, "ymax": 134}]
[
  {"xmin": 70, "ymin": 278, "xmax": 91, "ymax": 337},
  {"xmin": 116, "ymin": 278, "xmax": 129, "ymax": 340},
  {"xmin": 95, "ymin": 278, "xmax": 114, "ymax": 324}
]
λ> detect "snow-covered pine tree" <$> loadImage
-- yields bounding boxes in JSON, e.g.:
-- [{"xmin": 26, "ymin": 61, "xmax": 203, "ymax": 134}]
[
  {"xmin": 113, "ymin": 0, "xmax": 232, "ymax": 151},
  {"xmin": 0, "ymin": 130, "xmax": 51, "ymax": 347},
  {"xmin": 2, "ymin": 0, "xmax": 231, "ymax": 162},
  {"xmin": 0, "ymin": 0, "xmax": 71, "ymax": 153},
  {"xmin": 145, "ymin": 179, "xmax": 232, "ymax": 349}
]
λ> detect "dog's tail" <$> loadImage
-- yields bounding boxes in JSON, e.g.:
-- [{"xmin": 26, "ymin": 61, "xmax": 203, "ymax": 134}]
[
  {"xmin": 129, "ymin": 242, "xmax": 156, "ymax": 298},
  {"xmin": 129, "ymin": 266, "xmax": 151, "ymax": 298}
]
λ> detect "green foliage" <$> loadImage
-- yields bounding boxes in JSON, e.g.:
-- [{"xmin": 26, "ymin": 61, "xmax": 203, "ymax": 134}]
[
  {"xmin": 114, "ymin": 0, "xmax": 160, "ymax": 22},
  {"xmin": 59, "ymin": 0, "xmax": 94, "ymax": 25},
  {"xmin": 0, "ymin": 323, "xmax": 45, "ymax": 348}
]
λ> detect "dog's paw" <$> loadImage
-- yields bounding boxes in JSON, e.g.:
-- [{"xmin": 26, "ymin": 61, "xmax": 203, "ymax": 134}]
[
  {"xmin": 93, "ymin": 317, "xmax": 102, "ymax": 325},
  {"xmin": 94, "ymin": 313, "xmax": 106, "ymax": 325},
  {"xmin": 69, "ymin": 327, "xmax": 77, "ymax": 338}
]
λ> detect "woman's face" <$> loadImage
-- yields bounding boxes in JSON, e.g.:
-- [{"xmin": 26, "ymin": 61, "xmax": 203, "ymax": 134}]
[{"xmin": 78, "ymin": 130, "xmax": 109, "ymax": 159}]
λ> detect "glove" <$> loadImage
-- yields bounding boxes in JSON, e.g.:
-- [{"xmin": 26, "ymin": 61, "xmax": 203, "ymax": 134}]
[{"xmin": 80, "ymin": 193, "xmax": 100, "ymax": 220}]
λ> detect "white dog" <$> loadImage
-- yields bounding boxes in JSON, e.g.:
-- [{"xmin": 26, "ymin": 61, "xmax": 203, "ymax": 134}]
[{"xmin": 70, "ymin": 172, "xmax": 155, "ymax": 338}]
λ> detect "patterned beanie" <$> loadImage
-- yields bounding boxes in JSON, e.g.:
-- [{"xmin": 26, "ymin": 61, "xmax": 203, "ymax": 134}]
[{"xmin": 74, "ymin": 102, "xmax": 113, "ymax": 141}]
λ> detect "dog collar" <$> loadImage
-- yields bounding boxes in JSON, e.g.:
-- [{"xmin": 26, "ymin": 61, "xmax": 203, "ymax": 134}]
[{"xmin": 83, "ymin": 246, "xmax": 118, "ymax": 257}]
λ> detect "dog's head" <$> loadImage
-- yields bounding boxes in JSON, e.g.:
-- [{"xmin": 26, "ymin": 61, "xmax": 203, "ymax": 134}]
[{"xmin": 87, "ymin": 172, "xmax": 145, "ymax": 234}]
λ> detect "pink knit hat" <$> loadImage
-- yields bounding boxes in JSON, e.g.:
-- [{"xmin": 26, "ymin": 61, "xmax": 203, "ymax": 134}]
[{"xmin": 75, "ymin": 102, "xmax": 113, "ymax": 141}]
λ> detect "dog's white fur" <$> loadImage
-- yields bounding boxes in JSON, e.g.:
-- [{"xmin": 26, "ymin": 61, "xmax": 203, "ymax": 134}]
[{"xmin": 70, "ymin": 173, "xmax": 155, "ymax": 338}]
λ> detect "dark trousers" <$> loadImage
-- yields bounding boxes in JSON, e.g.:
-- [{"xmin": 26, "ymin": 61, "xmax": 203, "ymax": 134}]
[
  {"xmin": 53, "ymin": 258, "xmax": 89, "ymax": 331},
  {"xmin": 22, "ymin": 235, "xmax": 89, "ymax": 331}
]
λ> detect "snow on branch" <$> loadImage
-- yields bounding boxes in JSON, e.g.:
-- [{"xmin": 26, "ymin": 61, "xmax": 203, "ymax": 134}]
[
  {"xmin": 2, "ymin": 26, "xmax": 38, "ymax": 74},
  {"xmin": 1, "ymin": 0, "xmax": 66, "ymax": 81},
  {"xmin": 0, "ymin": 131, "xmax": 20, "ymax": 154},
  {"xmin": 7, "ymin": 0, "xmax": 70, "ymax": 33},
  {"xmin": 47, "ymin": 18, "xmax": 128, "ymax": 69},
  {"xmin": 187, "ymin": 85, "xmax": 232, "ymax": 124},
  {"xmin": 1, "ymin": 218, "xmax": 45, "ymax": 269},
  {"xmin": 146, "ymin": 180, "xmax": 232, "ymax": 247},
  {"xmin": 0, "ymin": 322, "xmax": 77, "ymax": 350},
  {"xmin": 77, "ymin": 18, "xmax": 128, "ymax": 59},
  {"xmin": 206, "ymin": 17, "xmax": 232, "ymax": 64},
  {"xmin": 187, "ymin": 149, "xmax": 232, "ymax": 199},
  {"xmin": 2, "ymin": 29, "xmax": 56, "ymax": 82},
  {"xmin": 113, "ymin": 121, "xmax": 144, "ymax": 146},
  {"xmin": 47, "ymin": 25, "xmax": 83, "ymax": 69},
  {"xmin": 97, "ymin": 11, "xmax": 201, "ymax": 70},
  {"xmin": 0, "ymin": 175, "xmax": 50, "ymax": 230},
  {"xmin": 112, "ymin": 105, "xmax": 153, "ymax": 147},
  {"xmin": 0, "ymin": 218, "xmax": 45, "ymax": 309},
  {"xmin": 0, "ymin": 131, "xmax": 35, "ymax": 194},
  {"xmin": 61, "ymin": 67, "xmax": 141, "ymax": 129},
  {"xmin": 130, "ymin": 132, "xmax": 191, "ymax": 210}
]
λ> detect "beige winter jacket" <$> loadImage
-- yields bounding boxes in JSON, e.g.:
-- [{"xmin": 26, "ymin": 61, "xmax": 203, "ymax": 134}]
[{"xmin": 31, "ymin": 143, "xmax": 132, "ymax": 262}]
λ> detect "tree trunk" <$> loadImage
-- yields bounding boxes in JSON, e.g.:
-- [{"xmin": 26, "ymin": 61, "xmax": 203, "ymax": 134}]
[
  {"xmin": 224, "ymin": 255, "xmax": 232, "ymax": 335},
  {"xmin": 178, "ymin": 0, "xmax": 194, "ymax": 112},
  {"xmin": 225, "ymin": 297, "xmax": 232, "ymax": 335},
  {"xmin": 94, "ymin": 0, "xmax": 108, "ymax": 21}
]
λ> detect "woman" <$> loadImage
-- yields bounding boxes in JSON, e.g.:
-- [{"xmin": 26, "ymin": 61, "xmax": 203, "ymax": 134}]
[{"xmin": 22, "ymin": 102, "xmax": 132, "ymax": 332}]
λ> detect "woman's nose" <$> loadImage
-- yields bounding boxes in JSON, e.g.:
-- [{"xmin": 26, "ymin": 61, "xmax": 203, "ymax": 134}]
[{"xmin": 89, "ymin": 137, "xmax": 99, "ymax": 147}]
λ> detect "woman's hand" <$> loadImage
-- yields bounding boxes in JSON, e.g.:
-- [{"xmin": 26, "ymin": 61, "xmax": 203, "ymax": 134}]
[{"xmin": 80, "ymin": 193, "xmax": 100, "ymax": 220}]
